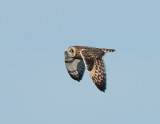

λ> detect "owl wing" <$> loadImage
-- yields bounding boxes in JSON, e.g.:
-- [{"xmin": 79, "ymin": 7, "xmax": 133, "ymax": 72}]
[
  {"xmin": 80, "ymin": 49, "xmax": 106, "ymax": 92},
  {"xmin": 65, "ymin": 56, "xmax": 85, "ymax": 82}
]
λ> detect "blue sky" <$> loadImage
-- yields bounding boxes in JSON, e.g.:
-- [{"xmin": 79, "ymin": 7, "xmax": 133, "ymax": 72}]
[{"xmin": 0, "ymin": 0, "xmax": 160, "ymax": 124}]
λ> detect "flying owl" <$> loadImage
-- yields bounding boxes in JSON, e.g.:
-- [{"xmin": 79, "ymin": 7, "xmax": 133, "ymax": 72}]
[{"xmin": 64, "ymin": 46, "xmax": 115, "ymax": 92}]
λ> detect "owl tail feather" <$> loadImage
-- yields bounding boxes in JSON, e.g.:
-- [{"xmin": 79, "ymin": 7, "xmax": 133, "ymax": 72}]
[{"xmin": 102, "ymin": 49, "xmax": 116, "ymax": 53}]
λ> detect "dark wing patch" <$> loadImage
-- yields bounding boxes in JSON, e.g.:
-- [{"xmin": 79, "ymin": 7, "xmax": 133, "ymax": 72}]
[
  {"xmin": 80, "ymin": 49, "xmax": 106, "ymax": 92},
  {"xmin": 82, "ymin": 58, "xmax": 94, "ymax": 71}
]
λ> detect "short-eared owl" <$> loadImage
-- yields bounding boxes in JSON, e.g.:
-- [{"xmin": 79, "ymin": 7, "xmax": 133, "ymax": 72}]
[{"xmin": 64, "ymin": 46, "xmax": 115, "ymax": 92}]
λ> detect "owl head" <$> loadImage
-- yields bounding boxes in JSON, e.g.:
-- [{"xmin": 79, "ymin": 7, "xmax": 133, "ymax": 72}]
[{"xmin": 65, "ymin": 47, "xmax": 77, "ymax": 58}]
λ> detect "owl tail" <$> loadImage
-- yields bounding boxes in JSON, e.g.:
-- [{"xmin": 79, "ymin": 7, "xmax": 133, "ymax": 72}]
[{"xmin": 102, "ymin": 49, "xmax": 116, "ymax": 53}]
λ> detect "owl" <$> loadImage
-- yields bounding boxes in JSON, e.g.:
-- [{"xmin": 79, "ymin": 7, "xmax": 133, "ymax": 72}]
[{"xmin": 64, "ymin": 46, "xmax": 115, "ymax": 92}]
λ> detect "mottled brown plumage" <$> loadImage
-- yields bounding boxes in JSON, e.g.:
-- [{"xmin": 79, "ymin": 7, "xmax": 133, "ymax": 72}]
[{"xmin": 64, "ymin": 46, "xmax": 115, "ymax": 92}]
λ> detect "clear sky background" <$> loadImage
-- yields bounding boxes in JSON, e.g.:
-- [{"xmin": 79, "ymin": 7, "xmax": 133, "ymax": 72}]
[{"xmin": 0, "ymin": 0, "xmax": 160, "ymax": 124}]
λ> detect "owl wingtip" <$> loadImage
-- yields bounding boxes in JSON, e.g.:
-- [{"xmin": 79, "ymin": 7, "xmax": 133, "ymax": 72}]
[
  {"xmin": 101, "ymin": 89, "xmax": 106, "ymax": 92},
  {"xmin": 96, "ymin": 86, "xmax": 106, "ymax": 92}
]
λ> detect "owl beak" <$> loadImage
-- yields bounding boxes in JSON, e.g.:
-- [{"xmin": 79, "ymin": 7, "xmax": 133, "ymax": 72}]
[
  {"xmin": 64, "ymin": 50, "xmax": 67, "ymax": 54},
  {"xmin": 64, "ymin": 50, "xmax": 68, "ymax": 59},
  {"xmin": 64, "ymin": 49, "xmax": 68, "ymax": 53}
]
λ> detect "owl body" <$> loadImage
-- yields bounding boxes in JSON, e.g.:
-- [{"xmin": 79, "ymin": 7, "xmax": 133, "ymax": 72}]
[{"xmin": 65, "ymin": 46, "xmax": 115, "ymax": 92}]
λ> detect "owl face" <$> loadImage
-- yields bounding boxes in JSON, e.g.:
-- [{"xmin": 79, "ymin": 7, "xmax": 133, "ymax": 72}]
[
  {"xmin": 65, "ymin": 47, "xmax": 77, "ymax": 58},
  {"xmin": 65, "ymin": 46, "xmax": 83, "ymax": 59}
]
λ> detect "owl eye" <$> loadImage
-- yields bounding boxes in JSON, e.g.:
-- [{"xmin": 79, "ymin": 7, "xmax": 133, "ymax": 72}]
[{"xmin": 69, "ymin": 49, "xmax": 74, "ymax": 53}]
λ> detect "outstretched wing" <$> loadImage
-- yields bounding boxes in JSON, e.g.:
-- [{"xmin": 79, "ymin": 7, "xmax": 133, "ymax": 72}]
[
  {"xmin": 80, "ymin": 49, "xmax": 106, "ymax": 92},
  {"xmin": 65, "ymin": 53, "xmax": 85, "ymax": 81}
]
